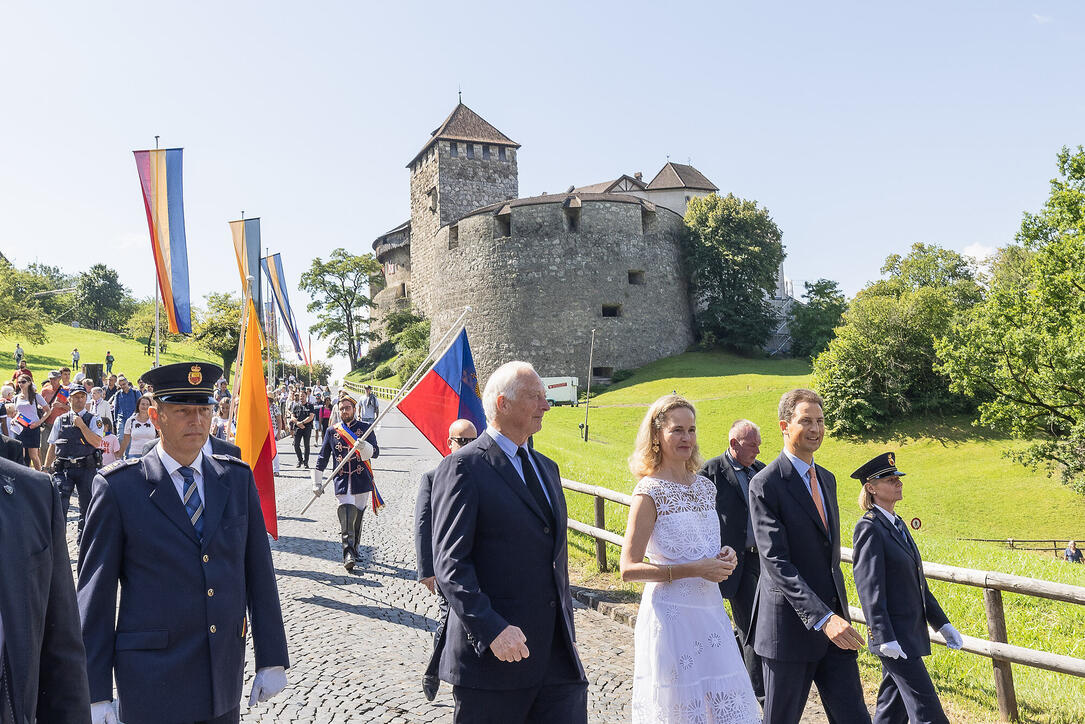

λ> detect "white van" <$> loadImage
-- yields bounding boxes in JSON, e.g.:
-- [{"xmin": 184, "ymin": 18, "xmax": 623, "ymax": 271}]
[{"xmin": 542, "ymin": 377, "xmax": 579, "ymax": 406}]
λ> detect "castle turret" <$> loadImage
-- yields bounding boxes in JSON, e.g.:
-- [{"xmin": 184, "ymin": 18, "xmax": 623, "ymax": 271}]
[{"xmin": 407, "ymin": 103, "xmax": 519, "ymax": 315}]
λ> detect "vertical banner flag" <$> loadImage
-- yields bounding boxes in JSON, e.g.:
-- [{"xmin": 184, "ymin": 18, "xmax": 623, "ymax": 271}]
[
  {"xmin": 228, "ymin": 218, "xmax": 264, "ymax": 336},
  {"xmin": 261, "ymin": 253, "xmax": 304, "ymax": 361},
  {"xmin": 236, "ymin": 299, "xmax": 278, "ymax": 538},
  {"xmin": 397, "ymin": 329, "xmax": 486, "ymax": 456},
  {"xmin": 133, "ymin": 148, "xmax": 193, "ymax": 334}
]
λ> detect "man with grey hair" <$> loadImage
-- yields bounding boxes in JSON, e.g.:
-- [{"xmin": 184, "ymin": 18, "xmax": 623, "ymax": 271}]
[
  {"xmin": 430, "ymin": 361, "xmax": 587, "ymax": 723},
  {"xmin": 700, "ymin": 418, "xmax": 767, "ymax": 705}
]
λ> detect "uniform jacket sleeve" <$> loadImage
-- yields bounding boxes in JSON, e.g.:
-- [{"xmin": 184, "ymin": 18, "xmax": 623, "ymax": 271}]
[
  {"xmin": 314, "ymin": 429, "xmax": 333, "ymax": 472},
  {"xmin": 244, "ymin": 476, "xmax": 290, "ymax": 670},
  {"xmin": 852, "ymin": 518, "xmax": 897, "ymax": 645},
  {"xmin": 414, "ymin": 470, "xmax": 435, "ymax": 580}
]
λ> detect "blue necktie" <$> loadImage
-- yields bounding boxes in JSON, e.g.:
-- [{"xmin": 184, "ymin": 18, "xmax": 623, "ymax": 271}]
[
  {"xmin": 893, "ymin": 516, "xmax": 907, "ymax": 540},
  {"xmin": 179, "ymin": 466, "xmax": 204, "ymax": 538}
]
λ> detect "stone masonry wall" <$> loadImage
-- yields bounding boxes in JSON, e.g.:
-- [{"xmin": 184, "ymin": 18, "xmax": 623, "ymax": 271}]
[{"xmin": 425, "ymin": 199, "xmax": 693, "ymax": 382}]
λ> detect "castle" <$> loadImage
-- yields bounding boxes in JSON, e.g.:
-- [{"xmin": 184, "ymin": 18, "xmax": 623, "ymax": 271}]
[{"xmin": 370, "ymin": 103, "xmax": 729, "ymax": 381}]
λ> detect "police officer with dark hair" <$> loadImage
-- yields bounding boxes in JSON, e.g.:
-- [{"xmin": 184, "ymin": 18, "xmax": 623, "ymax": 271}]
[{"xmin": 44, "ymin": 383, "xmax": 103, "ymax": 540}]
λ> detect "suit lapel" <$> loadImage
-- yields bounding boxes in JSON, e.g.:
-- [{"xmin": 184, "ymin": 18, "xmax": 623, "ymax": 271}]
[
  {"xmin": 721, "ymin": 463, "xmax": 748, "ymax": 509},
  {"xmin": 874, "ymin": 511, "xmax": 918, "ymax": 562},
  {"xmin": 780, "ymin": 454, "xmax": 831, "ymax": 540},
  {"xmin": 144, "ymin": 453, "xmax": 200, "ymax": 546},
  {"xmin": 198, "ymin": 454, "xmax": 230, "ymax": 546},
  {"xmin": 480, "ymin": 435, "xmax": 550, "ymax": 526}
]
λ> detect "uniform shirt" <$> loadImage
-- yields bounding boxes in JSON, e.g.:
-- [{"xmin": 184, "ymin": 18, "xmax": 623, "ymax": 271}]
[
  {"xmin": 485, "ymin": 426, "xmax": 553, "ymax": 509},
  {"xmin": 291, "ymin": 402, "xmax": 314, "ymax": 430},
  {"xmin": 48, "ymin": 409, "xmax": 103, "ymax": 445},
  {"xmin": 156, "ymin": 444, "xmax": 206, "ymax": 504}
]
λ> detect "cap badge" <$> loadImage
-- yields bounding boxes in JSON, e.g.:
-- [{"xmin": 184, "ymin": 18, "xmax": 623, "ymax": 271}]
[
  {"xmin": 188, "ymin": 366, "xmax": 203, "ymax": 385},
  {"xmin": 887, "ymin": 453, "xmax": 895, "ymax": 466}
]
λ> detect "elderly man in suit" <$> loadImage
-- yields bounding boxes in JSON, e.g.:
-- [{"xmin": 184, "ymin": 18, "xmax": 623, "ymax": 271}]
[
  {"xmin": 0, "ymin": 457, "xmax": 92, "ymax": 723},
  {"xmin": 430, "ymin": 361, "xmax": 587, "ymax": 723},
  {"xmin": 415, "ymin": 418, "xmax": 479, "ymax": 701},
  {"xmin": 700, "ymin": 418, "xmax": 767, "ymax": 705},
  {"xmin": 749, "ymin": 388, "xmax": 870, "ymax": 724},
  {"xmin": 78, "ymin": 362, "xmax": 289, "ymax": 724}
]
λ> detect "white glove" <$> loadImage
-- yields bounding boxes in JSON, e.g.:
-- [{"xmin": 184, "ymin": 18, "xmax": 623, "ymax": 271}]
[
  {"xmin": 878, "ymin": 640, "xmax": 907, "ymax": 659},
  {"xmin": 91, "ymin": 700, "xmax": 120, "ymax": 724},
  {"xmin": 247, "ymin": 665, "xmax": 288, "ymax": 706},
  {"xmin": 311, "ymin": 468, "xmax": 323, "ymax": 495},
  {"xmin": 354, "ymin": 439, "xmax": 374, "ymax": 461},
  {"xmin": 940, "ymin": 623, "xmax": 964, "ymax": 650}
]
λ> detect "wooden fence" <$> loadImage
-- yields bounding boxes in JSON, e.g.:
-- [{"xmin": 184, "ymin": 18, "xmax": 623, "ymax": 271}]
[
  {"xmin": 340, "ymin": 379, "xmax": 399, "ymax": 399},
  {"xmin": 963, "ymin": 537, "xmax": 1085, "ymax": 559},
  {"xmin": 561, "ymin": 478, "xmax": 1085, "ymax": 723}
]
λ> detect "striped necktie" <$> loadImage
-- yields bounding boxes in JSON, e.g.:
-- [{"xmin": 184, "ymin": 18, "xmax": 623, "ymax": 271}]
[{"xmin": 179, "ymin": 466, "xmax": 204, "ymax": 538}]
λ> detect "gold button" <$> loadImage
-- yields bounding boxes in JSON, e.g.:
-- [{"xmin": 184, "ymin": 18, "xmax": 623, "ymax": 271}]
[
  {"xmin": 202, "ymin": 555, "xmax": 209, "ymax": 563},
  {"xmin": 209, "ymin": 625, "xmax": 217, "ymax": 634},
  {"xmin": 207, "ymin": 588, "xmax": 214, "ymax": 597}
]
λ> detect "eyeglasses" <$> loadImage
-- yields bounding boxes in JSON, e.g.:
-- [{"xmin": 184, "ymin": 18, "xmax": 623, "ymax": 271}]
[{"xmin": 449, "ymin": 436, "xmax": 476, "ymax": 445}]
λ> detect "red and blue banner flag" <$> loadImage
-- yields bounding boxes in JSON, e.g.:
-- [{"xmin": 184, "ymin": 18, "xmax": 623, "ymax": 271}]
[
  {"xmin": 14, "ymin": 412, "xmax": 35, "ymax": 431},
  {"xmin": 133, "ymin": 148, "xmax": 193, "ymax": 334},
  {"xmin": 397, "ymin": 328, "xmax": 486, "ymax": 456}
]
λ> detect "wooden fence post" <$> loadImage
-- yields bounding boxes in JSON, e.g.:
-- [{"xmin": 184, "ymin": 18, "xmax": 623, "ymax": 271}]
[
  {"xmin": 594, "ymin": 496, "xmax": 608, "ymax": 572},
  {"xmin": 983, "ymin": 588, "xmax": 1019, "ymax": 722}
]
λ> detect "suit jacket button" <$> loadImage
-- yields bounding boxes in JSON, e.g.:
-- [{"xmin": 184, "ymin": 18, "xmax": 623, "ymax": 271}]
[
  {"xmin": 203, "ymin": 554, "xmax": 209, "ymax": 563},
  {"xmin": 543, "ymin": 526, "xmax": 551, "ymax": 534},
  {"xmin": 207, "ymin": 588, "xmax": 214, "ymax": 597},
  {"xmin": 209, "ymin": 625, "xmax": 217, "ymax": 634},
  {"xmin": 550, "ymin": 600, "xmax": 556, "ymax": 608}
]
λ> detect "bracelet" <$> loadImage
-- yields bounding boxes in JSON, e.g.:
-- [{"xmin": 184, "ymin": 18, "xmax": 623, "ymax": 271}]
[{"xmin": 666, "ymin": 565, "xmax": 673, "ymax": 583}]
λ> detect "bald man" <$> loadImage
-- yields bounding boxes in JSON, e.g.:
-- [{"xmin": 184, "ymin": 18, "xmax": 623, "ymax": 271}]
[{"xmin": 415, "ymin": 419, "xmax": 478, "ymax": 702}]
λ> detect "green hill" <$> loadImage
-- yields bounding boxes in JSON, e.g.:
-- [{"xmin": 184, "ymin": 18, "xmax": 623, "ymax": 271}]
[
  {"xmin": 533, "ymin": 350, "xmax": 1085, "ymax": 723},
  {"xmin": 1, "ymin": 324, "xmax": 218, "ymax": 383}
]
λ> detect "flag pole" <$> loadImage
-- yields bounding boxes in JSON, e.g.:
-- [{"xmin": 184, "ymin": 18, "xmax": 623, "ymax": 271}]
[
  {"xmin": 299, "ymin": 306, "xmax": 472, "ymax": 514},
  {"xmin": 153, "ymin": 135, "xmax": 161, "ymax": 368},
  {"xmin": 227, "ymin": 273, "xmax": 254, "ymax": 438}
]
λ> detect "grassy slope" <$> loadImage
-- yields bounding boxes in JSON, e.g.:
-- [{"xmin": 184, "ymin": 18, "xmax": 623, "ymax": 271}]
[
  {"xmin": 533, "ymin": 351, "xmax": 1085, "ymax": 723},
  {"xmin": 0, "ymin": 324, "xmax": 218, "ymax": 383}
]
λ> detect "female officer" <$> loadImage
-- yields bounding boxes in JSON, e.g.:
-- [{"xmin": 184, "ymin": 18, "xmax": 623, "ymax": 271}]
[{"xmin": 851, "ymin": 452, "xmax": 964, "ymax": 724}]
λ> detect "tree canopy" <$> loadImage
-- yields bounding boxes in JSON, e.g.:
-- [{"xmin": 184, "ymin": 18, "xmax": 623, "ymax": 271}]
[
  {"xmin": 937, "ymin": 146, "xmax": 1085, "ymax": 492},
  {"xmin": 788, "ymin": 279, "xmax": 847, "ymax": 360},
  {"xmin": 0, "ymin": 259, "xmax": 51, "ymax": 343},
  {"xmin": 194, "ymin": 293, "xmax": 242, "ymax": 381},
  {"xmin": 682, "ymin": 193, "xmax": 785, "ymax": 351},
  {"xmin": 76, "ymin": 264, "xmax": 137, "ymax": 331},
  {"xmin": 299, "ymin": 248, "xmax": 382, "ymax": 368}
]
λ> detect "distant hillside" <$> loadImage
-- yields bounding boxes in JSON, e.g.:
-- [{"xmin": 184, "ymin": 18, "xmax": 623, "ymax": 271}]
[{"xmin": 1, "ymin": 324, "xmax": 218, "ymax": 382}]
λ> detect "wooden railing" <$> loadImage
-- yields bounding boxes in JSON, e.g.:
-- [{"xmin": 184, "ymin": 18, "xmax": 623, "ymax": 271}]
[
  {"xmin": 963, "ymin": 537, "xmax": 1085, "ymax": 559},
  {"xmin": 340, "ymin": 379, "xmax": 399, "ymax": 398},
  {"xmin": 561, "ymin": 478, "xmax": 1085, "ymax": 723}
]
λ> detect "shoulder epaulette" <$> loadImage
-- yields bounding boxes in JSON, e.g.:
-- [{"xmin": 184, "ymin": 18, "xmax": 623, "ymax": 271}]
[
  {"xmin": 863, "ymin": 510, "xmax": 876, "ymax": 520},
  {"xmin": 101, "ymin": 458, "xmax": 140, "ymax": 475},
  {"xmin": 212, "ymin": 453, "xmax": 246, "ymax": 465}
]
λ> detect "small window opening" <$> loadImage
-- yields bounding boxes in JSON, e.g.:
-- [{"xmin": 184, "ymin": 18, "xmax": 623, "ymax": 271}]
[
  {"xmin": 448, "ymin": 224, "xmax": 459, "ymax": 250},
  {"xmin": 563, "ymin": 206, "xmax": 580, "ymax": 233},
  {"xmin": 466, "ymin": 143, "xmax": 474, "ymax": 159},
  {"xmin": 483, "ymin": 145, "xmax": 491, "ymax": 160},
  {"xmin": 499, "ymin": 147, "xmax": 507, "ymax": 161},
  {"xmin": 602, "ymin": 304, "xmax": 621, "ymax": 318},
  {"xmin": 428, "ymin": 187, "xmax": 438, "ymax": 212},
  {"xmin": 628, "ymin": 270, "xmax": 645, "ymax": 285},
  {"xmin": 495, "ymin": 215, "xmax": 511, "ymax": 238},
  {"xmin": 450, "ymin": 142, "xmax": 458, "ymax": 157},
  {"xmin": 592, "ymin": 366, "xmax": 614, "ymax": 378}
]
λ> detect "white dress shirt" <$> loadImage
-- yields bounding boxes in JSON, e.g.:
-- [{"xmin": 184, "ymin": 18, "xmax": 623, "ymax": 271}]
[
  {"xmin": 485, "ymin": 426, "xmax": 553, "ymax": 509},
  {"xmin": 155, "ymin": 443, "xmax": 206, "ymax": 503}
]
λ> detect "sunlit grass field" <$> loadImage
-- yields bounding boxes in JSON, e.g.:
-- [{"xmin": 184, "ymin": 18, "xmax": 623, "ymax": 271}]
[{"xmin": 532, "ymin": 351, "xmax": 1085, "ymax": 723}]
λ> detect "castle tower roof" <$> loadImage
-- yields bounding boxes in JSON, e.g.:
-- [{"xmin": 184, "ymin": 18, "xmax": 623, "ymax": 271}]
[
  {"xmin": 646, "ymin": 162, "xmax": 718, "ymax": 192},
  {"xmin": 408, "ymin": 102, "xmax": 520, "ymax": 167}
]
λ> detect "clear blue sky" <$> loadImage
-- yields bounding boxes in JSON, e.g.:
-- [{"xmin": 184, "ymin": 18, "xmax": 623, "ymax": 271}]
[{"xmin": 2, "ymin": 2, "xmax": 1081, "ymax": 379}]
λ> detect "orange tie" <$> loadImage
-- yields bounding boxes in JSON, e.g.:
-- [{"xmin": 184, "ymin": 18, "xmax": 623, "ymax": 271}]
[{"xmin": 808, "ymin": 465, "xmax": 828, "ymax": 529}]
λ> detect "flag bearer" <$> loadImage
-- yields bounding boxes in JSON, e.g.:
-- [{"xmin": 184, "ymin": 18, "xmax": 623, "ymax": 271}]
[{"xmin": 311, "ymin": 391, "xmax": 380, "ymax": 572}]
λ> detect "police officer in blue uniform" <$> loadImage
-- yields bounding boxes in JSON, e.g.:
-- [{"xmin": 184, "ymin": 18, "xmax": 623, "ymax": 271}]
[
  {"xmin": 44, "ymin": 383, "xmax": 103, "ymax": 541},
  {"xmin": 311, "ymin": 390, "xmax": 379, "ymax": 572},
  {"xmin": 77, "ymin": 362, "xmax": 289, "ymax": 724},
  {"xmin": 851, "ymin": 453, "xmax": 964, "ymax": 724}
]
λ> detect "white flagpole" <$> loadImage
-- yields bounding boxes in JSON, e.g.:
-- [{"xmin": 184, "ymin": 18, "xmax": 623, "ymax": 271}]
[{"xmin": 299, "ymin": 306, "xmax": 471, "ymax": 514}]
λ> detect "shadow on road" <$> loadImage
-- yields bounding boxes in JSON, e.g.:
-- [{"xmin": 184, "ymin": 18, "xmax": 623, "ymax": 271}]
[{"xmin": 296, "ymin": 594, "xmax": 439, "ymax": 632}]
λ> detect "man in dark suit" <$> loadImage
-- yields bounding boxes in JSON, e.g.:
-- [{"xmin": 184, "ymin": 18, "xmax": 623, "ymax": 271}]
[
  {"xmin": 430, "ymin": 361, "xmax": 587, "ymax": 723},
  {"xmin": 749, "ymin": 388, "xmax": 871, "ymax": 724},
  {"xmin": 415, "ymin": 418, "xmax": 478, "ymax": 701},
  {"xmin": 78, "ymin": 362, "xmax": 289, "ymax": 724},
  {"xmin": 699, "ymin": 418, "xmax": 767, "ymax": 705},
  {"xmin": 0, "ymin": 456, "xmax": 92, "ymax": 723}
]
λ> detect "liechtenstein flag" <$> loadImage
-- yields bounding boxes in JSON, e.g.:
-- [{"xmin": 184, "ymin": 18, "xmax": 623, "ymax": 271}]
[{"xmin": 398, "ymin": 328, "xmax": 486, "ymax": 456}]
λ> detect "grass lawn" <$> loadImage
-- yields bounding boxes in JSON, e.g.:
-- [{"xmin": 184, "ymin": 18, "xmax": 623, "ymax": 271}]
[
  {"xmin": 1, "ymin": 324, "xmax": 219, "ymax": 384},
  {"xmin": 533, "ymin": 350, "xmax": 1085, "ymax": 723}
]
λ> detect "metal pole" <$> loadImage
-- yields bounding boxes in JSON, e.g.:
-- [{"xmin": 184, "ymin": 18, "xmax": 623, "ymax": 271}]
[{"xmin": 582, "ymin": 328, "xmax": 595, "ymax": 442}]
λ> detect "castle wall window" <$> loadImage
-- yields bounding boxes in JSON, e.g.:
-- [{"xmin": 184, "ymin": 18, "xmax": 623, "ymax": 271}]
[
  {"xmin": 483, "ymin": 145, "xmax": 491, "ymax": 160},
  {"xmin": 495, "ymin": 214, "xmax": 511, "ymax": 238},
  {"xmin": 563, "ymin": 206, "xmax": 580, "ymax": 233},
  {"xmin": 592, "ymin": 366, "xmax": 614, "ymax": 378},
  {"xmin": 466, "ymin": 143, "xmax": 474, "ymax": 159},
  {"xmin": 448, "ymin": 224, "xmax": 459, "ymax": 250},
  {"xmin": 499, "ymin": 147, "xmax": 506, "ymax": 161},
  {"xmin": 428, "ymin": 187, "xmax": 438, "ymax": 212},
  {"xmin": 628, "ymin": 270, "xmax": 645, "ymax": 285},
  {"xmin": 602, "ymin": 304, "xmax": 621, "ymax": 318},
  {"xmin": 450, "ymin": 142, "xmax": 458, "ymax": 158}
]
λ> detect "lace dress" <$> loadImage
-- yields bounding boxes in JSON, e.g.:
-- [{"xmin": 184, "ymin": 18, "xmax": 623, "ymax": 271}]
[{"xmin": 631, "ymin": 476, "xmax": 761, "ymax": 724}]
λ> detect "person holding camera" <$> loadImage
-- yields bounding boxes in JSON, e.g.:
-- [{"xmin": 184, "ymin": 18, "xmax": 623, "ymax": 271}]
[{"xmin": 44, "ymin": 382, "xmax": 104, "ymax": 541}]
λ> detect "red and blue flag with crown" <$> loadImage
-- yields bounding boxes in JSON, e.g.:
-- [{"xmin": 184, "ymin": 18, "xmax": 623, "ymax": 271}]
[{"xmin": 398, "ymin": 328, "xmax": 486, "ymax": 456}]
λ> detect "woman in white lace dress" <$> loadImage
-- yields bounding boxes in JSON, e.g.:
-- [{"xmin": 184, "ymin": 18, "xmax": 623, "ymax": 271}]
[{"xmin": 621, "ymin": 395, "xmax": 761, "ymax": 723}]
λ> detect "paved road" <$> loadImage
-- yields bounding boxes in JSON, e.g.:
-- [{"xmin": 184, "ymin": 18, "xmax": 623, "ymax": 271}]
[{"xmin": 67, "ymin": 407, "xmax": 843, "ymax": 722}]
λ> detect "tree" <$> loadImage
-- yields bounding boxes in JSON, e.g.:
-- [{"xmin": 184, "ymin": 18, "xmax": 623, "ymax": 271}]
[
  {"xmin": 788, "ymin": 279, "xmax": 847, "ymax": 359},
  {"xmin": 76, "ymin": 264, "xmax": 137, "ymax": 331},
  {"xmin": 23, "ymin": 263, "xmax": 77, "ymax": 317},
  {"xmin": 0, "ymin": 259, "xmax": 51, "ymax": 343},
  {"xmin": 123, "ymin": 297, "xmax": 185, "ymax": 343},
  {"xmin": 936, "ymin": 147, "xmax": 1085, "ymax": 493},
  {"xmin": 298, "ymin": 249, "xmax": 382, "ymax": 368},
  {"xmin": 812, "ymin": 243, "xmax": 983, "ymax": 435},
  {"xmin": 682, "ymin": 193, "xmax": 786, "ymax": 351},
  {"xmin": 194, "ymin": 293, "xmax": 242, "ymax": 382}
]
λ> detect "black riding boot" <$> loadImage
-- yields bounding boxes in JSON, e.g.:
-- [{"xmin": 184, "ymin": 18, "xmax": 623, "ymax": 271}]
[
  {"xmin": 352, "ymin": 505, "xmax": 365, "ymax": 561},
  {"xmin": 337, "ymin": 504, "xmax": 357, "ymax": 571}
]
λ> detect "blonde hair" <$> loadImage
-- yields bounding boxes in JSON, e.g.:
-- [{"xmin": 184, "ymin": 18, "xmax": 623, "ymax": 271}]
[
  {"xmin": 629, "ymin": 394, "xmax": 704, "ymax": 479},
  {"xmin": 858, "ymin": 482, "xmax": 875, "ymax": 511}
]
